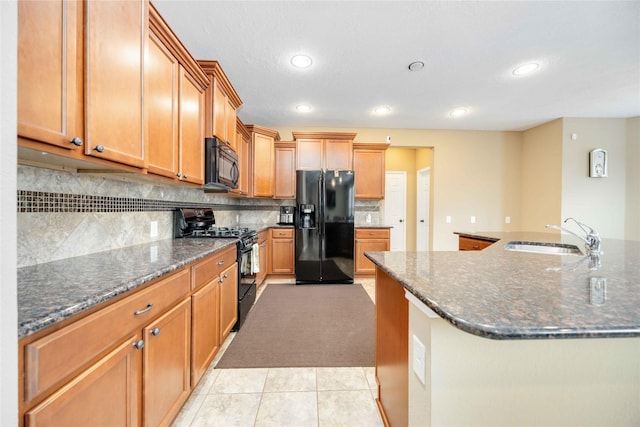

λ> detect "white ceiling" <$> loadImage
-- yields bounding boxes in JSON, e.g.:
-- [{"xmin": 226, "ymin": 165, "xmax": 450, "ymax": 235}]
[{"xmin": 153, "ymin": 1, "xmax": 640, "ymax": 132}]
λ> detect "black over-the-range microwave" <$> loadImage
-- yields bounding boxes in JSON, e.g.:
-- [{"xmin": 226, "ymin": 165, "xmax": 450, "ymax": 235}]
[{"xmin": 204, "ymin": 137, "xmax": 239, "ymax": 191}]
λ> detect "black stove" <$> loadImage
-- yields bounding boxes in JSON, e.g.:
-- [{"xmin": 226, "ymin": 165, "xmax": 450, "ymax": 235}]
[{"xmin": 174, "ymin": 208, "xmax": 257, "ymax": 331}]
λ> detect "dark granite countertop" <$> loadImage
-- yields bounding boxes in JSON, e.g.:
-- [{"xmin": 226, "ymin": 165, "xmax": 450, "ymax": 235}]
[
  {"xmin": 17, "ymin": 238, "xmax": 237, "ymax": 339},
  {"xmin": 365, "ymin": 231, "xmax": 640, "ymax": 340}
]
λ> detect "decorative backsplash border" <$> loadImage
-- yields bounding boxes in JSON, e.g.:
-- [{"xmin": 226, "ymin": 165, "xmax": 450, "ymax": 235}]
[{"xmin": 16, "ymin": 190, "xmax": 282, "ymax": 213}]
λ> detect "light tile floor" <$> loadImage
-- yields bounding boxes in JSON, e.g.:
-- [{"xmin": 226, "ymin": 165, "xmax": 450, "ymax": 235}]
[{"xmin": 172, "ymin": 278, "xmax": 382, "ymax": 427}]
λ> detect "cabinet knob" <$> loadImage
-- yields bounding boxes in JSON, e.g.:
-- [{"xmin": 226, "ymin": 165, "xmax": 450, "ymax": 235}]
[
  {"xmin": 133, "ymin": 340, "xmax": 145, "ymax": 350},
  {"xmin": 94, "ymin": 145, "xmax": 105, "ymax": 153},
  {"xmin": 183, "ymin": 174, "xmax": 188, "ymax": 179},
  {"xmin": 219, "ymin": 273, "xmax": 229, "ymax": 283},
  {"xmin": 218, "ymin": 260, "xmax": 225, "ymax": 265},
  {"xmin": 70, "ymin": 137, "xmax": 83, "ymax": 146},
  {"xmin": 176, "ymin": 172, "xmax": 182, "ymax": 178},
  {"xmin": 134, "ymin": 303, "xmax": 153, "ymax": 316},
  {"xmin": 151, "ymin": 328, "xmax": 160, "ymax": 336}
]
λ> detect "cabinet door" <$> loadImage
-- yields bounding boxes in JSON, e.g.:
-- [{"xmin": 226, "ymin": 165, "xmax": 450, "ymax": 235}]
[
  {"xmin": 84, "ymin": 0, "xmax": 146, "ymax": 167},
  {"xmin": 324, "ymin": 139, "xmax": 352, "ymax": 170},
  {"xmin": 146, "ymin": 31, "xmax": 179, "ymax": 179},
  {"xmin": 355, "ymin": 239, "xmax": 390, "ymax": 275},
  {"xmin": 354, "ymin": 149, "xmax": 385, "ymax": 199},
  {"xmin": 191, "ymin": 281, "xmax": 220, "ymax": 387},
  {"xmin": 143, "ymin": 298, "xmax": 191, "ymax": 427},
  {"xmin": 233, "ymin": 130, "xmax": 249, "ymax": 195},
  {"xmin": 257, "ymin": 234, "xmax": 268, "ymax": 287},
  {"xmin": 271, "ymin": 232, "xmax": 295, "ymax": 274},
  {"xmin": 25, "ymin": 335, "xmax": 142, "ymax": 427},
  {"xmin": 296, "ymin": 139, "xmax": 323, "ymax": 170},
  {"xmin": 18, "ymin": 0, "xmax": 82, "ymax": 150},
  {"xmin": 178, "ymin": 68, "xmax": 205, "ymax": 184},
  {"xmin": 252, "ymin": 133, "xmax": 274, "ymax": 197},
  {"xmin": 224, "ymin": 98, "xmax": 237, "ymax": 151},
  {"xmin": 212, "ymin": 80, "xmax": 227, "ymax": 142},
  {"xmin": 274, "ymin": 146, "xmax": 296, "ymax": 199},
  {"xmin": 219, "ymin": 263, "xmax": 239, "ymax": 342}
]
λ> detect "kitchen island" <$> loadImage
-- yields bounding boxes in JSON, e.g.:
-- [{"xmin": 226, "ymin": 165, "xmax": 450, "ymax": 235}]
[{"xmin": 365, "ymin": 232, "xmax": 640, "ymax": 426}]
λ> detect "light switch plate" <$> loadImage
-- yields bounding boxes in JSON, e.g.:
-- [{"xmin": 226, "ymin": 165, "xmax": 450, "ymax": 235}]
[{"xmin": 412, "ymin": 335, "xmax": 426, "ymax": 385}]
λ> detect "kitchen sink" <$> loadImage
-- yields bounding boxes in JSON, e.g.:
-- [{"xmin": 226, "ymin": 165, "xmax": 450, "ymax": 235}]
[{"xmin": 503, "ymin": 241, "xmax": 584, "ymax": 256}]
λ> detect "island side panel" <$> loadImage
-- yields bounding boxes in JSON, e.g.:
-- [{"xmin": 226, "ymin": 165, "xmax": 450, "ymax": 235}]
[
  {"xmin": 375, "ymin": 267, "xmax": 408, "ymax": 427},
  {"xmin": 408, "ymin": 297, "xmax": 640, "ymax": 426}
]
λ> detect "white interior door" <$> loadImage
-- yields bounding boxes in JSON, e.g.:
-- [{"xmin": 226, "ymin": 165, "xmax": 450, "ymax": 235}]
[
  {"xmin": 416, "ymin": 167, "xmax": 430, "ymax": 251},
  {"xmin": 385, "ymin": 171, "xmax": 406, "ymax": 251}
]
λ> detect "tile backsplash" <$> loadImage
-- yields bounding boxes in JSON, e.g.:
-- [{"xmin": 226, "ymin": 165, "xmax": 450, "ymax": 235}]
[{"xmin": 17, "ymin": 165, "xmax": 380, "ymax": 267}]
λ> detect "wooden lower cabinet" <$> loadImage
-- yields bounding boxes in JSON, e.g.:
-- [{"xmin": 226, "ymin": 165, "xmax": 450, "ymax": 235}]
[
  {"xmin": 257, "ymin": 230, "xmax": 269, "ymax": 287},
  {"xmin": 190, "ymin": 279, "xmax": 220, "ymax": 386},
  {"xmin": 219, "ymin": 263, "xmax": 239, "ymax": 342},
  {"xmin": 375, "ymin": 268, "xmax": 409, "ymax": 427},
  {"xmin": 25, "ymin": 334, "xmax": 142, "ymax": 427},
  {"xmin": 270, "ymin": 228, "xmax": 294, "ymax": 275},
  {"xmin": 458, "ymin": 235, "xmax": 496, "ymax": 251},
  {"xmin": 355, "ymin": 228, "xmax": 390, "ymax": 276},
  {"xmin": 143, "ymin": 298, "xmax": 191, "ymax": 427}
]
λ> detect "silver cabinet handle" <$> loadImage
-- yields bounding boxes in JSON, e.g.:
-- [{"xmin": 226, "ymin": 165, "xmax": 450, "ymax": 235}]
[
  {"xmin": 70, "ymin": 137, "xmax": 83, "ymax": 146},
  {"xmin": 219, "ymin": 273, "xmax": 229, "ymax": 283},
  {"xmin": 134, "ymin": 303, "xmax": 153, "ymax": 316},
  {"xmin": 151, "ymin": 328, "xmax": 160, "ymax": 336},
  {"xmin": 218, "ymin": 260, "xmax": 225, "ymax": 265},
  {"xmin": 133, "ymin": 340, "xmax": 145, "ymax": 350},
  {"xmin": 94, "ymin": 145, "xmax": 104, "ymax": 153}
]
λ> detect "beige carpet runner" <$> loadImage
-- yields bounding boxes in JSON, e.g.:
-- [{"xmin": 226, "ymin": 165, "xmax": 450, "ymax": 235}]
[{"xmin": 215, "ymin": 283, "xmax": 375, "ymax": 368}]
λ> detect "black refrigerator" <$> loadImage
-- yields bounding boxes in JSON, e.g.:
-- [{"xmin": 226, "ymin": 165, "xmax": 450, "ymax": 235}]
[{"xmin": 295, "ymin": 170, "xmax": 355, "ymax": 284}]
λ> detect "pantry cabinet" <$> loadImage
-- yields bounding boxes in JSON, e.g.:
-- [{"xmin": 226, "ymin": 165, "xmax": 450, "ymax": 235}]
[
  {"xmin": 353, "ymin": 143, "xmax": 389, "ymax": 200},
  {"xmin": 199, "ymin": 61, "xmax": 243, "ymax": 152},
  {"xmin": 355, "ymin": 228, "xmax": 390, "ymax": 276},
  {"xmin": 270, "ymin": 228, "xmax": 295, "ymax": 275},
  {"xmin": 246, "ymin": 125, "xmax": 280, "ymax": 198},
  {"xmin": 293, "ymin": 132, "xmax": 356, "ymax": 171},
  {"xmin": 274, "ymin": 141, "xmax": 297, "ymax": 199}
]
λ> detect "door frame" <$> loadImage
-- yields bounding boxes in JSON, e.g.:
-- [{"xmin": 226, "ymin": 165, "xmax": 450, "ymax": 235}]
[
  {"xmin": 416, "ymin": 167, "xmax": 431, "ymax": 251},
  {"xmin": 385, "ymin": 171, "xmax": 407, "ymax": 251}
]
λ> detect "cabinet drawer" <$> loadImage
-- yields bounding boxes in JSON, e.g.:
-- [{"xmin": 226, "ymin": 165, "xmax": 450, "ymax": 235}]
[
  {"xmin": 458, "ymin": 236, "xmax": 495, "ymax": 251},
  {"xmin": 355, "ymin": 228, "xmax": 390, "ymax": 239},
  {"xmin": 272, "ymin": 228, "xmax": 293, "ymax": 239},
  {"xmin": 24, "ymin": 268, "xmax": 190, "ymax": 403},
  {"xmin": 191, "ymin": 245, "xmax": 237, "ymax": 290}
]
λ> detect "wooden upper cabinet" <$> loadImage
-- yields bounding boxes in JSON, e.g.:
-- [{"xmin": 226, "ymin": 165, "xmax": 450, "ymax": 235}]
[
  {"xmin": 146, "ymin": 30, "xmax": 179, "ymax": 179},
  {"xmin": 353, "ymin": 142, "xmax": 389, "ymax": 199},
  {"xmin": 84, "ymin": 0, "xmax": 147, "ymax": 168},
  {"xmin": 293, "ymin": 132, "xmax": 356, "ymax": 171},
  {"xmin": 199, "ymin": 61, "xmax": 242, "ymax": 152},
  {"xmin": 246, "ymin": 125, "xmax": 280, "ymax": 198},
  {"xmin": 147, "ymin": 4, "xmax": 207, "ymax": 185},
  {"xmin": 233, "ymin": 118, "xmax": 251, "ymax": 196},
  {"xmin": 18, "ymin": 0, "xmax": 83, "ymax": 151},
  {"xmin": 274, "ymin": 141, "xmax": 296, "ymax": 199}
]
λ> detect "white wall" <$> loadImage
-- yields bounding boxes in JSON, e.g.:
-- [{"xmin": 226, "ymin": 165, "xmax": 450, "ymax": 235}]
[
  {"xmin": 562, "ymin": 118, "xmax": 627, "ymax": 239},
  {"xmin": 1, "ymin": 1, "xmax": 18, "ymax": 425},
  {"xmin": 626, "ymin": 117, "xmax": 640, "ymax": 240}
]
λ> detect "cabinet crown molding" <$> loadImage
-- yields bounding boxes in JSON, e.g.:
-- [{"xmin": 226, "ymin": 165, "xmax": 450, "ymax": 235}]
[
  {"xmin": 353, "ymin": 142, "xmax": 390, "ymax": 150},
  {"xmin": 245, "ymin": 125, "xmax": 281, "ymax": 140},
  {"xmin": 198, "ymin": 60, "xmax": 243, "ymax": 108},
  {"xmin": 292, "ymin": 132, "xmax": 357, "ymax": 140}
]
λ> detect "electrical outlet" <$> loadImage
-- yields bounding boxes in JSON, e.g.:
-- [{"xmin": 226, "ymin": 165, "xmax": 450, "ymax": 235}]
[
  {"xmin": 150, "ymin": 221, "xmax": 158, "ymax": 238},
  {"xmin": 412, "ymin": 335, "xmax": 426, "ymax": 384}
]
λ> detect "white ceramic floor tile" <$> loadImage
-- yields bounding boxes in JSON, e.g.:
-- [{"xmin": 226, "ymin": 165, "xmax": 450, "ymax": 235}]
[
  {"xmin": 317, "ymin": 390, "xmax": 383, "ymax": 427},
  {"xmin": 171, "ymin": 394, "xmax": 206, "ymax": 427},
  {"xmin": 210, "ymin": 368, "xmax": 268, "ymax": 394},
  {"xmin": 264, "ymin": 368, "xmax": 317, "ymax": 392},
  {"xmin": 316, "ymin": 367, "xmax": 370, "ymax": 391},
  {"xmin": 254, "ymin": 391, "xmax": 318, "ymax": 427},
  {"xmin": 363, "ymin": 367, "xmax": 377, "ymax": 390},
  {"xmin": 191, "ymin": 393, "xmax": 262, "ymax": 427},
  {"xmin": 191, "ymin": 367, "xmax": 220, "ymax": 395}
]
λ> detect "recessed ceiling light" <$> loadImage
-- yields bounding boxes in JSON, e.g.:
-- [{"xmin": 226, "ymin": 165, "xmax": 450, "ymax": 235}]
[
  {"xmin": 296, "ymin": 104, "xmax": 312, "ymax": 113},
  {"xmin": 374, "ymin": 106, "xmax": 391, "ymax": 115},
  {"xmin": 449, "ymin": 107, "xmax": 468, "ymax": 117},
  {"xmin": 408, "ymin": 61, "xmax": 425, "ymax": 72},
  {"xmin": 513, "ymin": 62, "xmax": 540, "ymax": 76},
  {"xmin": 291, "ymin": 55, "xmax": 312, "ymax": 69}
]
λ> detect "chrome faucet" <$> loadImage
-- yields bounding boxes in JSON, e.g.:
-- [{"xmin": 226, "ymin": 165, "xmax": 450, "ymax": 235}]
[{"xmin": 545, "ymin": 217, "xmax": 602, "ymax": 256}]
